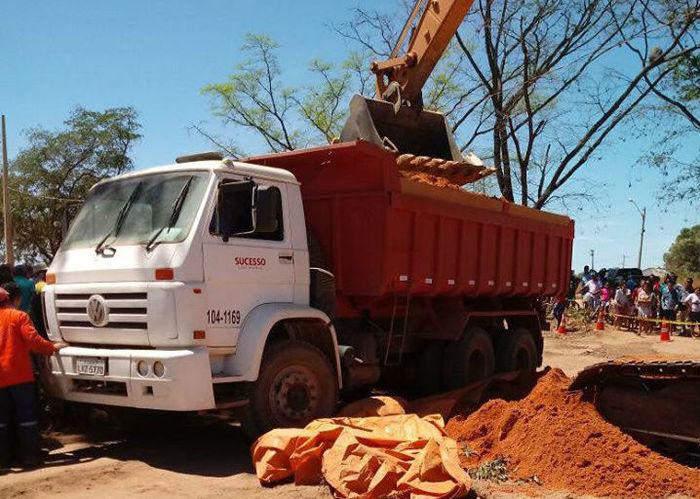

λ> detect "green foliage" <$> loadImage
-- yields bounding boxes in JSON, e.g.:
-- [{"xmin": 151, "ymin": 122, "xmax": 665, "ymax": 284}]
[
  {"xmin": 201, "ymin": 34, "xmax": 361, "ymax": 155},
  {"xmin": 672, "ymin": 54, "xmax": 700, "ymax": 102},
  {"xmin": 6, "ymin": 107, "xmax": 141, "ymax": 262},
  {"xmin": 468, "ymin": 456, "xmax": 509, "ymax": 482},
  {"xmin": 297, "ymin": 59, "xmax": 353, "ymax": 143},
  {"xmin": 663, "ymin": 225, "xmax": 700, "ymax": 279}
]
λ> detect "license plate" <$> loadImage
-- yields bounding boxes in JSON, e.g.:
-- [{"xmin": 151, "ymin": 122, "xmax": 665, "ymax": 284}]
[{"xmin": 75, "ymin": 357, "xmax": 106, "ymax": 376}]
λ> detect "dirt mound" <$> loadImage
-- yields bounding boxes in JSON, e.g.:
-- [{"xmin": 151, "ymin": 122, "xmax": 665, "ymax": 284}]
[{"xmin": 446, "ymin": 368, "xmax": 700, "ymax": 498}]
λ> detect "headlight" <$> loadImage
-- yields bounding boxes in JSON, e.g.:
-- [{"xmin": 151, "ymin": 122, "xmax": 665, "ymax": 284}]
[
  {"xmin": 153, "ymin": 361, "xmax": 165, "ymax": 378},
  {"xmin": 137, "ymin": 360, "xmax": 149, "ymax": 377}
]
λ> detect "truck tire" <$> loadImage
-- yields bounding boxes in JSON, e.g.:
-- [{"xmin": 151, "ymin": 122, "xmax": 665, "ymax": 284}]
[
  {"xmin": 243, "ymin": 340, "xmax": 338, "ymax": 438},
  {"xmin": 443, "ymin": 327, "xmax": 495, "ymax": 390},
  {"xmin": 496, "ymin": 328, "xmax": 538, "ymax": 372}
]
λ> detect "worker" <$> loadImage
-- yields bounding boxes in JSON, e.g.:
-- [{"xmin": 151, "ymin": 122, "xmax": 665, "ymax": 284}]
[
  {"xmin": 0, "ymin": 283, "xmax": 65, "ymax": 468},
  {"xmin": 13, "ymin": 265, "xmax": 36, "ymax": 313}
]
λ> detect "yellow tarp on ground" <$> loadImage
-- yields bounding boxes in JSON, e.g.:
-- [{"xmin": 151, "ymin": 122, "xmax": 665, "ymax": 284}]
[{"xmin": 252, "ymin": 409, "xmax": 470, "ymax": 498}]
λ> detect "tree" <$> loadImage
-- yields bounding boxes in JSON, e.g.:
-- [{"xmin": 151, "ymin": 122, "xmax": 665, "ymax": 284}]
[
  {"xmin": 199, "ymin": 34, "xmax": 363, "ymax": 157},
  {"xmin": 643, "ymin": 51, "xmax": 700, "ymax": 203},
  {"xmin": 203, "ymin": 1, "xmax": 700, "ymax": 211},
  {"xmin": 664, "ymin": 225, "xmax": 700, "ymax": 278},
  {"xmin": 6, "ymin": 107, "xmax": 141, "ymax": 262},
  {"xmin": 334, "ymin": 0, "xmax": 700, "ymax": 209}
]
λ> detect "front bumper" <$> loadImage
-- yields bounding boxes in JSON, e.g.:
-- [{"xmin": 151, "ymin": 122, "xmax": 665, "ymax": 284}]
[{"xmin": 47, "ymin": 346, "xmax": 215, "ymax": 411}]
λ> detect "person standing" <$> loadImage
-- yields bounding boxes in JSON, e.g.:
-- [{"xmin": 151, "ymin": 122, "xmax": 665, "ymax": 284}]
[
  {"xmin": 583, "ymin": 275, "xmax": 601, "ymax": 310},
  {"xmin": 636, "ymin": 281, "xmax": 654, "ymax": 335},
  {"xmin": 660, "ymin": 275, "xmax": 683, "ymax": 333},
  {"xmin": 0, "ymin": 284, "xmax": 65, "ymax": 468},
  {"xmin": 683, "ymin": 287, "xmax": 700, "ymax": 337},
  {"xmin": 13, "ymin": 265, "xmax": 36, "ymax": 314},
  {"xmin": 678, "ymin": 278, "xmax": 695, "ymax": 336},
  {"xmin": 613, "ymin": 281, "xmax": 630, "ymax": 328},
  {"xmin": 581, "ymin": 265, "xmax": 592, "ymax": 285}
]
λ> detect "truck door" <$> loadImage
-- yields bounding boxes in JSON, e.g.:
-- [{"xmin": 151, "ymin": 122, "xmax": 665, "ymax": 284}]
[{"xmin": 202, "ymin": 177, "xmax": 294, "ymax": 346}]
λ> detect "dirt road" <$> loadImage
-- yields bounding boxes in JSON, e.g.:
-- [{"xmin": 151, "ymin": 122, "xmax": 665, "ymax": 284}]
[{"xmin": 2, "ymin": 329, "xmax": 698, "ymax": 498}]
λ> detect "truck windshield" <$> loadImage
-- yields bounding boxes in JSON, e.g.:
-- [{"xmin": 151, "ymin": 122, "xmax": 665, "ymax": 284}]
[{"xmin": 62, "ymin": 172, "xmax": 209, "ymax": 250}]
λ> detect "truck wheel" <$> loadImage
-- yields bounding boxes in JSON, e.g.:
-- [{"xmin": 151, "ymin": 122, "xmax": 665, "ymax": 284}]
[
  {"xmin": 243, "ymin": 340, "xmax": 338, "ymax": 438},
  {"xmin": 443, "ymin": 327, "xmax": 495, "ymax": 390},
  {"xmin": 497, "ymin": 328, "xmax": 538, "ymax": 372}
]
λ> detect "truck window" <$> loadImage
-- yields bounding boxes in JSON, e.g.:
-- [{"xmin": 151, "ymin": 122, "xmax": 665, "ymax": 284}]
[
  {"xmin": 62, "ymin": 173, "xmax": 208, "ymax": 250},
  {"xmin": 211, "ymin": 183, "xmax": 284, "ymax": 242}
]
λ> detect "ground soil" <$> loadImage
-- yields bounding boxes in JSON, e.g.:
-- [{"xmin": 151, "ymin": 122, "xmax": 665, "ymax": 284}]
[
  {"xmin": 1, "ymin": 328, "xmax": 699, "ymax": 498},
  {"xmin": 446, "ymin": 368, "xmax": 700, "ymax": 497}
]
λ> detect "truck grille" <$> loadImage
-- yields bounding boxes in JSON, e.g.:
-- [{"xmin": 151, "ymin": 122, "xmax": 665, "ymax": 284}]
[{"xmin": 55, "ymin": 292, "xmax": 148, "ymax": 331}]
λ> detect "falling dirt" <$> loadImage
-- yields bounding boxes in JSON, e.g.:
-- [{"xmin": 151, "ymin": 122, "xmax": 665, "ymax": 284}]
[
  {"xmin": 399, "ymin": 170, "xmax": 463, "ymax": 189},
  {"xmin": 445, "ymin": 368, "xmax": 700, "ymax": 498}
]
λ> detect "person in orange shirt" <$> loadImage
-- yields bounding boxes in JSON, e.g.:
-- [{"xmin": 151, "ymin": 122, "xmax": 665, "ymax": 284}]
[{"xmin": 0, "ymin": 283, "xmax": 65, "ymax": 468}]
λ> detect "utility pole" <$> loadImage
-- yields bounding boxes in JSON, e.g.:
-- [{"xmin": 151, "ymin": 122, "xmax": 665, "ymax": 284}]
[
  {"xmin": 590, "ymin": 249, "xmax": 595, "ymax": 270},
  {"xmin": 1, "ymin": 115, "xmax": 13, "ymax": 266},
  {"xmin": 629, "ymin": 199, "xmax": 646, "ymax": 269},
  {"xmin": 622, "ymin": 253, "xmax": 626, "ymax": 267}
]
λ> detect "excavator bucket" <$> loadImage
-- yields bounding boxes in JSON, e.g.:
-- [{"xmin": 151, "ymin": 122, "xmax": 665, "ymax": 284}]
[
  {"xmin": 340, "ymin": 95, "xmax": 463, "ymax": 162},
  {"xmin": 571, "ymin": 360, "xmax": 700, "ymax": 458}
]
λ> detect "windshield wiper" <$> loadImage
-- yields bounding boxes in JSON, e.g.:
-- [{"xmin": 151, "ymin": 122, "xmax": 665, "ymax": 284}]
[
  {"xmin": 95, "ymin": 182, "xmax": 143, "ymax": 255},
  {"xmin": 145, "ymin": 176, "xmax": 194, "ymax": 252}
]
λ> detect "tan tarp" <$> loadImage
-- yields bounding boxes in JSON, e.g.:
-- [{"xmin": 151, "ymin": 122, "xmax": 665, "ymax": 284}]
[{"xmin": 252, "ymin": 410, "xmax": 470, "ymax": 498}]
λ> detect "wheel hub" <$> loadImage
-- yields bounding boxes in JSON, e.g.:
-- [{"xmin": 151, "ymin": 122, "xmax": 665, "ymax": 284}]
[{"xmin": 271, "ymin": 367, "xmax": 319, "ymax": 423}]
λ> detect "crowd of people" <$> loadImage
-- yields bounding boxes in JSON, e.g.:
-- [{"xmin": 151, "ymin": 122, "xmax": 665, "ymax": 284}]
[
  {"xmin": 570, "ymin": 265, "xmax": 700, "ymax": 336},
  {"xmin": 0, "ymin": 264, "xmax": 65, "ymax": 469}
]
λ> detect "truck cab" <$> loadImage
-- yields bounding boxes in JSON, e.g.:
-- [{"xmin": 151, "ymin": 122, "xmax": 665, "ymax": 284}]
[{"xmin": 44, "ymin": 156, "xmax": 341, "ymax": 431}]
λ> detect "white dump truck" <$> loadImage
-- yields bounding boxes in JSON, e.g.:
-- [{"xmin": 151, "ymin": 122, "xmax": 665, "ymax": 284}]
[
  {"xmin": 44, "ymin": 138, "xmax": 573, "ymax": 438},
  {"xmin": 44, "ymin": 152, "xmax": 346, "ymax": 434}
]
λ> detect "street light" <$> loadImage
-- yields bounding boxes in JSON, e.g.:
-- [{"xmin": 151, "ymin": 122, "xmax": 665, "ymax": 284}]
[{"xmin": 628, "ymin": 198, "xmax": 646, "ymax": 269}]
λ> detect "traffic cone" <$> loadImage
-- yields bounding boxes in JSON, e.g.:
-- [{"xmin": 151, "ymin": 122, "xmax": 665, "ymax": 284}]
[
  {"xmin": 595, "ymin": 308, "xmax": 605, "ymax": 331},
  {"xmin": 557, "ymin": 314, "xmax": 567, "ymax": 335},
  {"xmin": 659, "ymin": 321, "xmax": 671, "ymax": 342}
]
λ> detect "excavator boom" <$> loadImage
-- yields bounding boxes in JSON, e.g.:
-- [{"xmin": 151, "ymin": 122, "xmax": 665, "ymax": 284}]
[
  {"xmin": 374, "ymin": 0, "xmax": 475, "ymax": 107},
  {"xmin": 341, "ymin": 0, "xmax": 476, "ymax": 163}
]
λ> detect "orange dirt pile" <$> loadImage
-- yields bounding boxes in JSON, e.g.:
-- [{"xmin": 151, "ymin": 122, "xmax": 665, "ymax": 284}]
[{"xmin": 445, "ymin": 368, "xmax": 700, "ymax": 498}]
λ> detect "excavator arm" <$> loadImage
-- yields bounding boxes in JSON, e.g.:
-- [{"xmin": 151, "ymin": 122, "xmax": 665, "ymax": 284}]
[
  {"xmin": 372, "ymin": 0, "xmax": 475, "ymax": 109},
  {"xmin": 340, "ymin": 0, "xmax": 477, "ymax": 162}
]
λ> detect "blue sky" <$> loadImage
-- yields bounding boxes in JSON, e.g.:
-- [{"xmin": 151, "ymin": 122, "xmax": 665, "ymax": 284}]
[{"xmin": 1, "ymin": 1, "xmax": 698, "ymax": 271}]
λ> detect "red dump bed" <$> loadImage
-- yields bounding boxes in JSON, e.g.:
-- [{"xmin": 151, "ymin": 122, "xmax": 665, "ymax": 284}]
[{"xmin": 250, "ymin": 141, "xmax": 574, "ymax": 316}]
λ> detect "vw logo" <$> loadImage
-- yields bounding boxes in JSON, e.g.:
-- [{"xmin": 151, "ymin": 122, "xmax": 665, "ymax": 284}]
[{"xmin": 86, "ymin": 295, "xmax": 109, "ymax": 327}]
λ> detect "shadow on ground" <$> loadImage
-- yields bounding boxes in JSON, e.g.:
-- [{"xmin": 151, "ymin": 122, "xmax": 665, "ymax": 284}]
[{"xmin": 31, "ymin": 414, "xmax": 254, "ymax": 478}]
